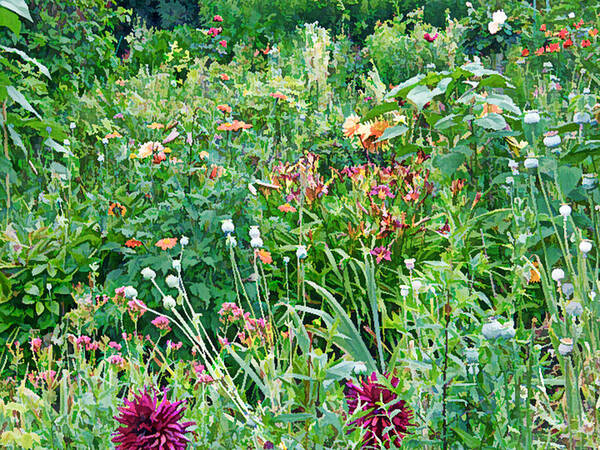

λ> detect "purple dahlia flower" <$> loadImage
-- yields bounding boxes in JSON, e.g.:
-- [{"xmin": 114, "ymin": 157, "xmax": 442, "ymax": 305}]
[
  {"xmin": 112, "ymin": 388, "xmax": 195, "ymax": 449},
  {"xmin": 346, "ymin": 372, "xmax": 414, "ymax": 448}
]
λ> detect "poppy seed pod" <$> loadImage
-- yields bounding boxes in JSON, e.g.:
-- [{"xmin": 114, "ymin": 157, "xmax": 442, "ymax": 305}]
[
  {"xmin": 551, "ymin": 268, "xmax": 565, "ymax": 282},
  {"xmin": 221, "ymin": 219, "xmax": 235, "ymax": 234},
  {"xmin": 579, "ymin": 240, "xmax": 593, "ymax": 254},
  {"xmin": 524, "ymin": 158, "xmax": 539, "ymax": 169},
  {"xmin": 558, "ymin": 338, "xmax": 573, "ymax": 356},
  {"xmin": 524, "ymin": 111, "xmax": 541, "ymax": 124},
  {"xmin": 559, "ymin": 204, "xmax": 572, "ymax": 218},
  {"xmin": 249, "ymin": 226, "xmax": 261, "ymax": 239}
]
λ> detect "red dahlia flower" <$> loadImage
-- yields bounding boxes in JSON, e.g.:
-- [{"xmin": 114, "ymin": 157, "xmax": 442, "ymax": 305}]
[
  {"xmin": 113, "ymin": 388, "xmax": 194, "ymax": 449},
  {"xmin": 423, "ymin": 32, "xmax": 438, "ymax": 42},
  {"xmin": 346, "ymin": 372, "xmax": 414, "ymax": 448}
]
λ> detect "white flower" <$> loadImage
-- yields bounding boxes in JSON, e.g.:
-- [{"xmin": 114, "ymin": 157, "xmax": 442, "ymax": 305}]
[
  {"xmin": 97, "ymin": 153, "xmax": 105, "ymax": 162},
  {"xmin": 579, "ymin": 240, "xmax": 593, "ymax": 254},
  {"xmin": 488, "ymin": 21, "xmax": 500, "ymax": 35},
  {"xmin": 400, "ymin": 285, "xmax": 410, "ymax": 297},
  {"xmin": 180, "ymin": 236, "xmax": 189, "ymax": 246},
  {"xmin": 543, "ymin": 134, "xmax": 561, "ymax": 148},
  {"xmin": 466, "ymin": 1, "xmax": 472, "ymax": 8},
  {"xmin": 524, "ymin": 158, "xmax": 538, "ymax": 169},
  {"xmin": 102, "ymin": 138, "xmax": 109, "ymax": 145},
  {"xmin": 283, "ymin": 256, "xmax": 290, "ymax": 264},
  {"xmin": 163, "ymin": 295, "xmax": 176, "ymax": 309},
  {"xmin": 249, "ymin": 226, "xmax": 261, "ymax": 239},
  {"xmin": 565, "ymin": 301, "xmax": 583, "ymax": 316},
  {"xmin": 589, "ymin": 291, "xmax": 597, "ymax": 301},
  {"xmin": 296, "ymin": 245, "xmax": 308, "ymax": 259},
  {"xmin": 172, "ymin": 259, "xmax": 181, "ymax": 270},
  {"xmin": 411, "ymin": 279, "xmax": 423, "ymax": 292},
  {"xmin": 70, "ymin": 122, "xmax": 76, "ymax": 129},
  {"xmin": 562, "ymin": 282, "xmax": 574, "ymax": 298},
  {"xmin": 482, "ymin": 319, "xmax": 503, "ymax": 340},
  {"xmin": 404, "ymin": 258, "xmax": 416, "ymax": 271},
  {"xmin": 64, "ymin": 139, "xmax": 70, "ymax": 146},
  {"xmin": 141, "ymin": 267, "xmax": 156, "ymax": 280},
  {"xmin": 559, "ymin": 204, "xmax": 572, "ymax": 218},
  {"xmin": 506, "ymin": 176, "xmax": 514, "ymax": 185},
  {"xmin": 166, "ymin": 274, "xmax": 179, "ymax": 289},
  {"xmin": 558, "ymin": 337, "xmax": 573, "ymax": 355},
  {"xmin": 250, "ymin": 236, "xmax": 263, "ymax": 248},
  {"xmin": 582, "ymin": 175, "xmax": 596, "ymax": 189},
  {"xmin": 124, "ymin": 286, "xmax": 138, "ymax": 299},
  {"xmin": 221, "ymin": 219, "xmax": 235, "ymax": 234},
  {"xmin": 551, "ymin": 268, "xmax": 565, "ymax": 282},
  {"xmin": 508, "ymin": 159, "xmax": 519, "ymax": 173},
  {"xmin": 492, "ymin": 10, "xmax": 507, "ymax": 25},
  {"xmin": 523, "ymin": 111, "xmax": 540, "ymax": 124},
  {"xmin": 574, "ymin": 112, "xmax": 591, "ymax": 124},
  {"xmin": 170, "ymin": 79, "xmax": 177, "ymax": 87},
  {"xmin": 226, "ymin": 234, "xmax": 237, "ymax": 248},
  {"xmin": 568, "ymin": 12, "xmax": 575, "ymax": 18}
]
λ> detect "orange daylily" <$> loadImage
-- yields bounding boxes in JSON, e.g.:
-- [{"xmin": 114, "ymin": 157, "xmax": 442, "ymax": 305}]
[
  {"xmin": 256, "ymin": 249, "xmax": 273, "ymax": 264},
  {"xmin": 217, "ymin": 104, "xmax": 232, "ymax": 113}
]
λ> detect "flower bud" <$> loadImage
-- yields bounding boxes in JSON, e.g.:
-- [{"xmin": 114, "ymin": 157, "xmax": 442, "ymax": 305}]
[
  {"xmin": 524, "ymin": 158, "xmax": 538, "ymax": 169},
  {"xmin": 221, "ymin": 219, "xmax": 235, "ymax": 234},
  {"xmin": 163, "ymin": 295, "xmax": 176, "ymax": 309},
  {"xmin": 579, "ymin": 240, "xmax": 593, "ymax": 254},
  {"xmin": 141, "ymin": 267, "xmax": 156, "ymax": 280},
  {"xmin": 296, "ymin": 245, "xmax": 307, "ymax": 260},
  {"xmin": 250, "ymin": 237, "xmax": 264, "ymax": 248},
  {"xmin": 551, "ymin": 268, "xmax": 565, "ymax": 282},
  {"xmin": 559, "ymin": 204, "xmax": 571, "ymax": 218},
  {"xmin": 124, "ymin": 286, "xmax": 138, "ymax": 299},
  {"xmin": 166, "ymin": 274, "xmax": 178, "ymax": 289},
  {"xmin": 524, "ymin": 111, "xmax": 540, "ymax": 124},
  {"xmin": 558, "ymin": 337, "xmax": 573, "ymax": 355},
  {"xmin": 249, "ymin": 226, "xmax": 261, "ymax": 239},
  {"xmin": 565, "ymin": 300, "xmax": 583, "ymax": 316}
]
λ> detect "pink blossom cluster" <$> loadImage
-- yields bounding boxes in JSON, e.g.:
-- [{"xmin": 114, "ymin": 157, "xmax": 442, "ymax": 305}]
[
  {"xmin": 192, "ymin": 362, "xmax": 214, "ymax": 384},
  {"xmin": 30, "ymin": 337, "xmax": 42, "ymax": 353},
  {"xmin": 75, "ymin": 335, "xmax": 99, "ymax": 351},
  {"xmin": 167, "ymin": 340, "xmax": 183, "ymax": 350},
  {"xmin": 151, "ymin": 315, "xmax": 171, "ymax": 332},
  {"xmin": 108, "ymin": 353, "xmax": 127, "ymax": 369}
]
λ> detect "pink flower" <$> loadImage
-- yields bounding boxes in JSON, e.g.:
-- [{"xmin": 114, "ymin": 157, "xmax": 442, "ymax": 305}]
[
  {"xmin": 424, "ymin": 32, "xmax": 439, "ymax": 42},
  {"xmin": 108, "ymin": 354, "xmax": 126, "ymax": 368},
  {"xmin": 218, "ymin": 40, "xmax": 227, "ymax": 48},
  {"xmin": 208, "ymin": 27, "xmax": 222, "ymax": 37},
  {"xmin": 75, "ymin": 335, "xmax": 92, "ymax": 349},
  {"xmin": 370, "ymin": 246, "xmax": 392, "ymax": 264},
  {"xmin": 369, "ymin": 184, "xmax": 395, "ymax": 200},
  {"xmin": 213, "ymin": 15, "xmax": 223, "ymax": 22},
  {"xmin": 30, "ymin": 337, "xmax": 42, "ymax": 353},
  {"xmin": 109, "ymin": 341, "xmax": 122, "ymax": 351},
  {"xmin": 167, "ymin": 340, "xmax": 183, "ymax": 350},
  {"xmin": 218, "ymin": 337, "xmax": 230, "ymax": 347},
  {"xmin": 113, "ymin": 113, "xmax": 124, "ymax": 119},
  {"xmin": 151, "ymin": 316, "xmax": 171, "ymax": 332}
]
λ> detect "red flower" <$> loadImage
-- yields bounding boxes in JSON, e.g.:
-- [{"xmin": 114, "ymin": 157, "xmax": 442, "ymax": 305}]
[
  {"xmin": 278, "ymin": 203, "xmax": 297, "ymax": 213},
  {"xmin": 563, "ymin": 38, "xmax": 573, "ymax": 48},
  {"xmin": 218, "ymin": 40, "xmax": 227, "ymax": 48},
  {"xmin": 370, "ymin": 246, "xmax": 391, "ymax": 264},
  {"xmin": 220, "ymin": 73, "xmax": 230, "ymax": 81},
  {"xmin": 581, "ymin": 39, "xmax": 591, "ymax": 48},
  {"xmin": 574, "ymin": 19, "xmax": 584, "ymax": 30},
  {"xmin": 213, "ymin": 15, "xmax": 223, "ymax": 22},
  {"xmin": 545, "ymin": 42, "xmax": 560, "ymax": 53},
  {"xmin": 152, "ymin": 151, "xmax": 166, "ymax": 164},
  {"xmin": 590, "ymin": 28, "xmax": 598, "ymax": 37},
  {"xmin": 534, "ymin": 46, "xmax": 545, "ymax": 56},
  {"xmin": 125, "ymin": 239, "xmax": 143, "ymax": 248},
  {"xmin": 521, "ymin": 48, "xmax": 529, "ymax": 57},
  {"xmin": 112, "ymin": 388, "xmax": 194, "ymax": 449},
  {"xmin": 423, "ymin": 32, "xmax": 438, "ymax": 42},
  {"xmin": 346, "ymin": 372, "xmax": 414, "ymax": 448},
  {"xmin": 557, "ymin": 28, "xmax": 568, "ymax": 40},
  {"xmin": 539, "ymin": 24, "xmax": 546, "ymax": 31}
]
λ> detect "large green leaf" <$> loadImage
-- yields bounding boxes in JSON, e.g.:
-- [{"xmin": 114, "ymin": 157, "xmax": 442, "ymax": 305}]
[
  {"xmin": 557, "ymin": 166, "xmax": 582, "ymax": 197},
  {"xmin": 375, "ymin": 124, "xmax": 408, "ymax": 143},
  {"xmin": 0, "ymin": 46, "xmax": 51, "ymax": 78},
  {"xmin": 0, "ymin": 7, "xmax": 20, "ymax": 34},
  {"xmin": 474, "ymin": 113, "xmax": 507, "ymax": 131},
  {"xmin": 6, "ymin": 86, "xmax": 41, "ymax": 119},
  {"xmin": 0, "ymin": 0, "xmax": 31, "ymax": 21}
]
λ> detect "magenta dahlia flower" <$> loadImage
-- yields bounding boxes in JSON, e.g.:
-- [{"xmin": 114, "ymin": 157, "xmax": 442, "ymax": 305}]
[
  {"xmin": 346, "ymin": 372, "xmax": 414, "ymax": 448},
  {"xmin": 112, "ymin": 388, "xmax": 194, "ymax": 449}
]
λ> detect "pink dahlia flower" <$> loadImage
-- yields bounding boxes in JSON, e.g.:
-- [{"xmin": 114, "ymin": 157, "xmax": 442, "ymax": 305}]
[
  {"xmin": 112, "ymin": 388, "xmax": 194, "ymax": 449},
  {"xmin": 346, "ymin": 372, "xmax": 414, "ymax": 448}
]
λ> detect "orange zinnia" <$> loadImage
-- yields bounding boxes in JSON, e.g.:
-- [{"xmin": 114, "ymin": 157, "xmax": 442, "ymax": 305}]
[
  {"xmin": 125, "ymin": 239, "xmax": 143, "ymax": 248},
  {"xmin": 105, "ymin": 131, "xmax": 123, "ymax": 139},
  {"xmin": 155, "ymin": 238, "xmax": 178, "ymax": 250},
  {"xmin": 217, "ymin": 104, "xmax": 232, "ymax": 113},
  {"xmin": 256, "ymin": 249, "xmax": 273, "ymax": 264},
  {"xmin": 108, "ymin": 202, "xmax": 126, "ymax": 217},
  {"xmin": 278, "ymin": 203, "xmax": 297, "ymax": 213},
  {"xmin": 529, "ymin": 261, "xmax": 540, "ymax": 284},
  {"xmin": 270, "ymin": 92, "xmax": 288, "ymax": 100}
]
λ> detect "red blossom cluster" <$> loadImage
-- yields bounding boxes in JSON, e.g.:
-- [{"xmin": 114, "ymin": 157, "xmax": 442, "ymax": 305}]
[{"xmin": 522, "ymin": 20, "xmax": 597, "ymax": 57}]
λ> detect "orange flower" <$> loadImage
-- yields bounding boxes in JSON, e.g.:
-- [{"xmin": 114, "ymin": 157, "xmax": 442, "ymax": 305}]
[
  {"xmin": 105, "ymin": 131, "xmax": 122, "ymax": 139},
  {"xmin": 199, "ymin": 151, "xmax": 209, "ymax": 160},
  {"xmin": 217, "ymin": 120, "xmax": 252, "ymax": 131},
  {"xmin": 557, "ymin": 28, "xmax": 568, "ymax": 40},
  {"xmin": 155, "ymin": 238, "xmax": 178, "ymax": 250},
  {"xmin": 278, "ymin": 203, "xmax": 297, "ymax": 213},
  {"xmin": 574, "ymin": 19, "xmax": 584, "ymax": 30},
  {"xmin": 147, "ymin": 122, "xmax": 164, "ymax": 130},
  {"xmin": 270, "ymin": 92, "xmax": 287, "ymax": 100},
  {"xmin": 590, "ymin": 28, "xmax": 598, "ymax": 37},
  {"xmin": 125, "ymin": 239, "xmax": 143, "ymax": 248},
  {"xmin": 108, "ymin": 202, "xmax": 126, "ymax": 217},
  {"xmin": 534, "ymin": 46, "xmax": 545, "ymax": 56},
  {"xmin": 256, "ymin": 249, "xmax": 272, "ymax": 264},
  {"xmin": 528, "ymin": 261, "xmax": 540, "ymax": 284},
  {"xmin": 220, "ymin": 73, "xmax": 230, "ymax": 81},
  {"xmin": 483, "ymin": 103, "xmax": 503, "ymax": 115},
  {"xmin": 521, "ymin": 48, "xmax": 529, "ymax": 57},
  {"xmin": 217, "ymin": 104, "xmax": 232, "ymax": 113},
  {"xmin": 539, "ymin": 24, "xmax": 546, "ymax": 31},
  {"xmin": 342, "ymin": 114, "xmax": 361, "ymax": 138},
  {"xmin": 116, "ymin": 79, "xmax": 127, "ymax": 86},
  {"xmin": 545, "ymin": 42, "xmax": 560, "ymax": 53}
]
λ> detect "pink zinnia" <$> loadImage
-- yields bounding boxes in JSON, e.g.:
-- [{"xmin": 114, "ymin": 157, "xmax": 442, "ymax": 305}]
[
  {"xmin": 112, "ymin": 388, "xmax": 194, "ymax": 449},
  {"xmin": 213, "ymin": 15, "xmax": 223, "ymax": 22},
  {"xmin": 346, "ymin": 372, "xmax": 414, "ymax": 448},
  {"xmin": 218, "ymin": 40, "xmax": 227, "ymax": 48}
]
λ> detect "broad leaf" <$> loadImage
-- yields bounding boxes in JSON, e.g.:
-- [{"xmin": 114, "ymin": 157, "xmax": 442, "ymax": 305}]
[{"xmin": 6, "ymin": 86, "xmax": 41, "ymax": 119}]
